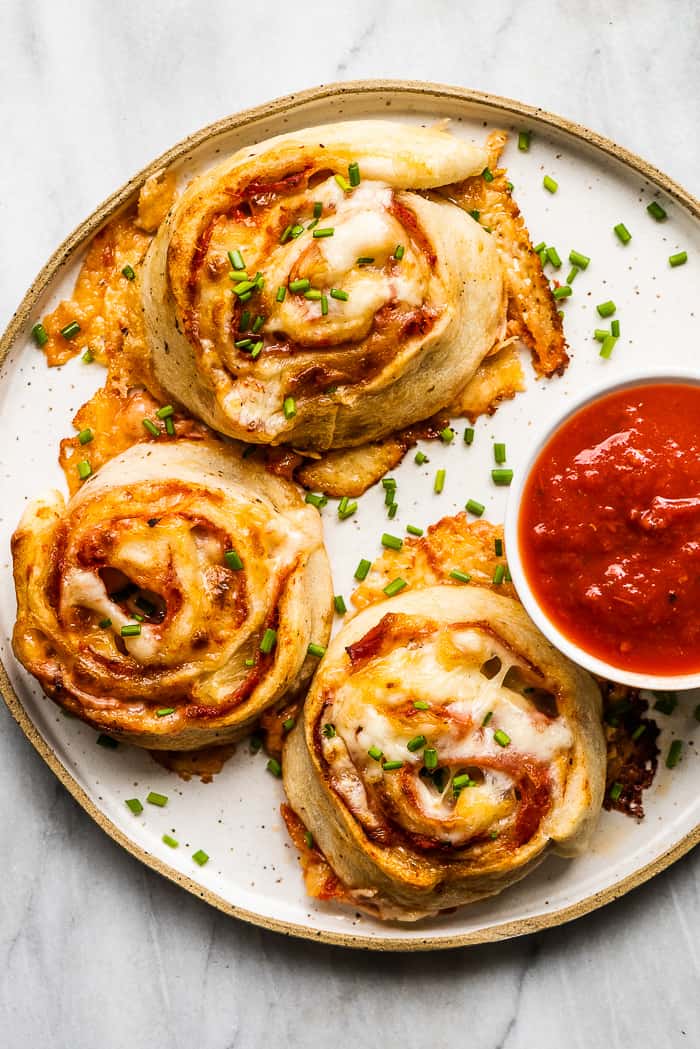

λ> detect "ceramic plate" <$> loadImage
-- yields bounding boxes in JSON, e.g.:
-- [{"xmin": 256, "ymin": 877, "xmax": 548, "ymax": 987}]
[{"xmin": 2, "ymin": 81, "xmax": 699, "ymax": 950}]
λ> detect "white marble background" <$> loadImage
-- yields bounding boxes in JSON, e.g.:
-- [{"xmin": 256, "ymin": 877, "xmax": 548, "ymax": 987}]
[{"xmin": 1, "ymin": 1, "xmax": 699, "ymax": 1046}]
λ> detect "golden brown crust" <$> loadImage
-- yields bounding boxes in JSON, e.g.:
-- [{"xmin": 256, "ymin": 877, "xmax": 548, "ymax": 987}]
[{"xmin": 12, "ymin": 438, "xmax": 333, "ymax": 750}]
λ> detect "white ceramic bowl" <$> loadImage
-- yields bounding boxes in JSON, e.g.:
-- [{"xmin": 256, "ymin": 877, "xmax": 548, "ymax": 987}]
[{"xmin": 505, "ymin": 369, "xmax": 700, "ymax": 692}]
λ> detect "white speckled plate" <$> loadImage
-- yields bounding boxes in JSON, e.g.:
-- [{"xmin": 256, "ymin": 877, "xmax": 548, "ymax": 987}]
[{"xmin": 1, "ymin": 82, "xmax": 699, "ymax": 950}]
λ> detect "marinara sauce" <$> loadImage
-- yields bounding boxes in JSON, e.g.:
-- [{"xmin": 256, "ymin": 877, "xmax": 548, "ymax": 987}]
[{"xmin": 519, "ymin": 382, "xmax": 700, "ymax": 676}]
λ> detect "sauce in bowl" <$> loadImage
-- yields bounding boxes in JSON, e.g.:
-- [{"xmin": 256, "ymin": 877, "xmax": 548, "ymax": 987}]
[{"xmin": 518, "ymin": 382, "xmax": 700, "ymax": 677}]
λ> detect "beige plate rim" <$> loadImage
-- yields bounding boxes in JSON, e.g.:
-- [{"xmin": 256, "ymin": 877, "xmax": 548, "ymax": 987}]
[{"xmin": 2, "ymin": 79, "xmax": 699, "ymax": 952}]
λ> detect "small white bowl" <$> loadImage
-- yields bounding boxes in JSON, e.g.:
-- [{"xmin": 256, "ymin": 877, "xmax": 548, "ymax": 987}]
[{"xmin": 504, "ymin": 369, "xmax": 700, "ymax": 692}]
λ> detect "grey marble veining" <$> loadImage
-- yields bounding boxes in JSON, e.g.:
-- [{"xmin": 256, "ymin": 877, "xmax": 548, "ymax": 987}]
[{"xmin": 1, "ymin": 1, "xmax": 699, "ymax": 1046}]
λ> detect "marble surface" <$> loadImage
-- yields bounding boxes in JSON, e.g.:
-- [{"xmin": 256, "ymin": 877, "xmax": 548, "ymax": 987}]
[{"xmin": 1, "ymin": 1, "xmax": 699, "ymax": 1046}]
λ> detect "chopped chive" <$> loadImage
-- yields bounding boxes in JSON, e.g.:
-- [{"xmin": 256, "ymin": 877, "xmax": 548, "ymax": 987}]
[
  {"xmin": 538, "ymin": 249, "xmax": 547, "ymax": 267},
  {"xmin": 338, "ymin": 497, "xmax": 358, "ymax": 520},
  {"xmin": 240, "ymin": 310, "xmax": 251, "ymax": 331},
  {"xmin": 192, "ymin": 849, "xmax": 209, "ymax": 866},
  {"xmin": 304, "ymin": 831, "xmax": 314, "ymax": 849},
  {"xmin": 142, "ymin": 418, "xmax": 160, "ymax": 437},
  {"xmin": 313, "ymin": 201, "xmax": 323, "ymax": 219},
  {"xmin": 237, "ymin": 291, "xmax": 253, "ymax": 303},
  {"xmin": 407, "ymin": 734, "xmax": 427, "ymax": 752},
  {"xmin": 382, "ymin": 477, "xmax": 397, "ymax": 491},
  {"xmin": 482, "ymin": 167, "xmax": 494, "ymax": 182},
  {"xmin": 394, "ymin": 244, "xmax": 405, "ymax": 261},
  {"xmin": 266, "ymin": 758, "xmax": 282, "ymax": 778},
  {"xmin": 434, "ymin": 469, "xmax": 446, "ymax": 494},
  {"xmin": 307, "ymin": 642, "xmax": 326, "ymax": 658},
  {"xmin": 228, "ymin": 249, "xmax": 245, "ymax": 271},
  {"xmin": 568, "ymin": 250, "xmax": 590, "ymax": 270},
  {"xmin": 121, "ymin": 263, "xmax": 136, "ymax": 281},
  {"xmin": 543, "ymin": 175, "xmax": 558, "ymax": 193},
  {"xmin": 387, "ymin": 502, "xmax": 397, "ymax": 519},
  {"xmin": 600, "ymin": 335, "xmax": 617, "ymax": 359},
  {"xmin": 423, "ymin": 748, "xmax": 438, "ymax": 770},
  {"xmin": 260, "ymin": 628, "xmax": 277, "ymax": 654},
  {"xmin": 492, "ymin": 469, "xmax": 514, "ymax": 486},
  {"xmin": 494, "ymin": 729, "xmax": 511, "ymax": 747},
  {"xmin": 60, "ymin": 320, "xmax": 81, "ymax": 340},
  {"xmin": 96, "ymin": 733, "xmax": 118, "ymax": 749},
  {"xmin": 290, "ymin": 224, "xmax": 304, "ymax": 239},
  {"xmin": 276, "ymin": 285, "xmax": 286, "ymax": 302},
  {"xmin": 156, "ymin": 708, "xmax": 175, "ymax": 717},
  {"xmin": 99, "ymin": 618, "xmax": 112, "ymax": 629},
  {"xmin": 666, "ymin": 740, "xmax": 683, "ymax": 768},
  {"xmin": 335, "ymin": 173, "xmax": 351, "ymax": 192},
  {"xmin": 614, "ymin": 222, "xmax": 632, "ymax": 244},
  {"xmin": 304, "ymin": 289, "xmax": 322, "ymax": 300},
  {"xmin": 465, "ymin": 498, "xmax": 485, "ymax": 517},
  {"xmin": 147, "ymin": 791, "xmax": 168, "ymax": 807},
  {"xmin": 384, "ymin": 578, "xmax": 407, "ymax": 597},
  {"xmin": 669, "ymin": 251, "xmax": 688, "ymax": 267},
  {"xmin": 357, "ymin": 256, "xmax": 375, "ymax": 265},
  {"xmin": 224, "ymin": 549, "xmax": 243, "ymax": 570},
  {"xmin": 533, "ymin": 241, "xmax": 546, "ymax": 254},
  {"xmin": 322, "ymin": 723, "xmax": 336, "ymax": 738},
  {"xmin": 32, "ymin": 322, "xmax": 49, "ymax": 346},
  {"xmin": 482, "ymin": 710, "xmax": 494, "ymax": 727},
  {"xmin": 382, "ymin": 533, "xmax": 403, "ymax": 550},
  {"xmin": 306, "ymin": 219, "xmax": 318, "ymax": 231},
  {"xmin": 232, "ymin": 280, "xmax": 256, "ymax": 296},
  {"xmin": 414, "ymin": 450, "xmax": 428, "ymax": 464},
  {"xmin": 235, "ymin": 339, "xmax": 253, "ymax": 350},
  {"xmin": 249, "ymin": 734, "xmax": 262, "ymax": 751},
  {"xmin": 611, "ymin": 319, "xmax": 620, "ymax": 337},
  {"xmin": 132, "ymin": 613, "xmax": 144, "ymax": 623},
  {"xmin": 495, "ymin": 538, "xmax": 504, "ymax": 557},
  {"xmin": 334, "ymin": 594, "xmax": 347, "ymax": 615},
  {"xmin": 609, "ymin": 782, "xmax": 623, "ymax": 802},
  {"xmin": 121, "ymin": 623, "xmax": 142, "ymax": 637},
  {"xmin": 469, "ymin": 209, "xmax": 480, "ymax": 221},
  {"xmin": 321, "ymin": 294, "xmax": 328, "ymax": 316},
  {"xmin": 280, "ymin": 225, "xmax": 293, "ymax": 244},
  {"xmin": 414, "ymin": 700, "xmax": 431, "ymax": 710},
  {"xmin": 382, "ymin": 760, "xmax": 404, "ymax": 771},
  {"xmin": 244, "ymin": 658, "xmax": 255, "ymax": 667},
  {"xmin": 229, "ymin": 270, "xmax": 248, "ymax": 282},
  {"xmin": 252, "ymin": 314, "xmax": 265, "ymax": 333},
  {"xmin": 597, "ymin": 300, "xmax": 616, "ymax": 318},
  {"xmin": 304, "ymin": 492, "xmax": 328, "ymax": 510},
  {"xmin": 330, "ymin": 288, "xmax": 349, "ymax": 301},
  {"xmin": 283, "ymin": 396, "xmax": 297, "ymax": 419},
  {"xmin": 518, "ymin": 130, "xmax": 531, "ymax": 151},
  {"xmin": 553, "ymin": 285, "xmax": 572, "ymax": 300},
  {"xmin": 78, "ymin": 428, "xmax": 93, "ymax": 445},
  {"xmin": 406, "ymin": 524, "xmax": 423, "ymax": 537},
  {"xmin": 546, "ymin": 246, "xmax": 562, "ymax": 268},
  {"xmin": 594, "ymin": 328, "xmax": 609, "ymax": 342},
  {"xmin": 125, "ymin": 798, "xmax": 143, "ymax": 815},
  {"xmin": 250, "ymin": 341, "xmax": 263, "ymax": 359},
  {"xmin": 439, "ymin": 427, "xmax": 454, "ymax": 443},
  {"xmin": 283, "ymin": 717, "xmax": 296, "ymax": 732},
  {"xmin": 355, "ymin": 558, "xmax": 372, "ymax": 581},
  {"xmin": 647, "ymin": 200, "xmax": 667, "ymax": 221},
  {"xmin": 566, "ymin": 266, "xmax": 579, "ymax": 285},
  {"xmin": 348, "ymin": 161, "xmax": 361, "ymax": 186},
  {"xmin": 368, "ymin": 745, "xmax": 383, "ymax": 762},
  {"xmin": 631, "ymin": 724, "xmax": 647, "ymax": 741},
  {"xmin": 464, "ymin": 427, "xmax": 475, "ymax": 445},
  {"xmin": 77, "ymin": 460, "xmax": 92, "ymax": 480},
  {"xmin": 162, "ymin": 834, "xmax": 178, "ymax": 848},
  {"xmin": 313, "ymin": 227, "xmax": 335, "ymax": 238},
  {"xmin": 493, "ymin": 564, "xmax": 506, "ymax": 584},
  {"xmin": 156, "ymin": 405, "xmax": 174, "ymax": 420},
  {"xmin": 452, "ymin": 774, "xmax": 473, "ymax": 791},
  {"xmin": 289, "ymin": 278, "xmax": 311, "ymax": 293},
  {"xmin": 449, "ymin": 570, "xmax": 471, "ymax": 584},
  {"xmin": 493, "ymin": 442, "xmax": 506, "ymax": 464}
]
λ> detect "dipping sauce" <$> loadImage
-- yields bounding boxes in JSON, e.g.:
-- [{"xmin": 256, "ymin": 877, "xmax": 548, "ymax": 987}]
[{"xmin": 519, "ymin": 382, "xmax": 700, "ymax": 676}]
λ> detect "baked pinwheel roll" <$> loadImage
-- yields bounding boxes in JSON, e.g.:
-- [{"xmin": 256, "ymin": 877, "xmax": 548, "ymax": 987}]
[
  {"xmin": 12, "ymin": 439, "xmax": 332, "ymax": 749},
  {"xmin": 141, "ymin": 121, "xmax": 506, "ymax": 451},
  {"xmin": 283, "ymin": 585, "xmax": 605, "ymax": 920}
]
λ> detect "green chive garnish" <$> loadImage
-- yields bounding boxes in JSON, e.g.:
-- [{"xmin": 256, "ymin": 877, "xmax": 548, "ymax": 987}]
[
  {"xmin": 518, "ymin": 130, "xmax": 531, "ymax": 151},
  {"xmin": 666, "ymin": 740, "xmax": 683, "ymax": 768},
  {"xmin": 355, "ymin": 558, "xmax": 371, "ymax": 581},
  {"xmin": 647, "ymin": 200, "xmax": 667, "ymax": 221},
  {"xmin": 162, "ymin": 834, "xmax": 178, "ymax": 848},
  {"xmin": 60, "ymin": 320, "xmax": 81, "ymax": 340},
  {"xmin": 244, "ymin": 658, "xmax": 255, "ymax": 668},
  {"xmin": 406, "ymin": 524, "xmax": 423, "ymax": 537},
  {"xmin": 439, "ymin": 427, "xmax": 454, "ymax": 443},
  {"xmin": 381, "ymin": 533, "xmax": 403, "ymax": 551},
  {"xmin": 469, "ymin": 209, "xmax": 480, "ymax": 221},
  {"xmin": 348, "ymin": 161, "xmax": 360, "ymax": 187},
  {"xmin": 322, "ymin": 723, "xmax": 336, "ymax": 738},
  {"xmin": 31, "ymin": 322, "xmax": 49, "ymax": 347},
  {"xmin": 394, "ymin": 244, "xmax": 405, "ymax": 261},
  {"xmin": 452, "ymin": 774, "xmax": 472, "ymax": 791},
  {"xmin": 289, "ymin": 278, "xmax": 311, "ymax": 293},
  {"xmin": 81, "ymin": 350, "xmax": 93, "ymax": 365},
  {"xmin": 305, "ymin": 492, "xmax": 328, "ymax": 510},
  {"xmin": 228, "ymin": 249, "xmax": 245, "ymax": 271},
  {"xmin": 313, "ymin": 228, "xmax": 334, "ymax": 238},
  {"xmin": 414, "ymin": 450, "xmax": 428, "ymax": 464},
  {"xmin": 533, "ymin": 241, "xmax": 546, "ymax": 254},
  {"xmin": 494, "ymin": 729, "xmax": 511, "ymax": 747},
  {"xmin": 609, "ymin": 782, "xmax": 623, "ymax": 802},
  {"xmin": 669, "ymin": 251, "xmax": 688, "ymax": 267},
  {"xmin": 313, "ymin": 201, "xmax": 323, "ymax": 219},
  {"xmin": 597, "ymin": 300, "xmax": 616, "ymax": 318},
  {"xmin": 156, "ymin": 708, "xmax": 175, "ymax": 717},
  {"xmin": 407, "ymin": 735, "xmax": 427, "ymax": 752},
  {"xmin": 546, "ymin": 246, "xmax": 562, "ymax": 268},
  {"xmin": 449, "ymin": 570, "xmax": 471, "ymax": 584},
  {"xmin": 224, "ymin": 548, "xmax": 243, "ymax": 570},
  {"xmin": 368, "ymin": 745, "xmax": 383, "ymax": 762},
  {"xmin": 600, "ymin": 335, "xmax": 617, "ymax": 359},
  {"xmin": 121, "ymin": 623, "xmax": 141, "ymax": 637},
  {"xmin": 492, "ymin": 469, "xmax": 513, "ymax": 486},
  {"xmin": 464, "ymin": 427, "xmax": 475, "ymax": 445},
  {"xmin": 99, "ymin": 618, "xmax": 112, "ymax": 629},
  {"xmin": 121, "ymin": 264, "xmax": 136, "ymax": 281},
  {"xmin": 330, "ymin": 288, "xmax": 349, "ymax": 301},
  {"xmin": 304, "ymin": 831, "xmax": 314, "ymax": 849},
  {"xmin": 434, "ymin": 469, "xmax": 446, "ymax": 494},
  {"xmin": 125, "ymin": 798, "xmax": 143, "ymax": 815},
  {"xmin": 276, "ymin": 286, "xmax": 286, "ymax": 303},
  {"xmin": 614, "ymin": 222, "xmax": 632, "ymax": 244},
  {"xmin": 338, "ymin": 497, "xmax": 357, "ymax": 520},
  {"xmin": 543, "ymin": 175, "xmax": 558, "ymax": 193},
  {"xmin": 266, "ymin": 758, "xmax": 282, "ymax": 777},
  {"xmin": 383, "ymin": 578, "xmax": 407, "ymax": 597},
  {"xmin": 413, "ymin": 700, "xmax": 430, "ymax": 710},
  {"xmin": 423, "ymin": 747, "xmax": 438, "ymax": 770},
  {"xmin": 482, "ymin": 168, "xmax": 494, "ymax": 182},
  {"xmin": 192, "ymin": 849, "xmax": 209, "ymax": 866},
  {"xmin": 307, "ymin": 643, "xmax": 326, "ymax": 658},
  {"xmin": 335, "ymin": 174, "xmax": 351, "ymax": 192},
  {"xmin": 260, "ymin": 628, "xmax": 277, "ymax": 654},
  {"xmin": 304, "ymin": 289, "xmax": 322, "ymax": 300},
  {"xmin": 611, "ymin": 319, "xmax": 620, "ymax": 337},
  {"xmin": 334, "ymin": 594, "xmax": 347, "ymax": 615},
  {"xmin": 631, "ymin": 724, "xmax": 647, "ymax": 741},
  {"xmin": 594, "ymin": 329, "xmax": 609, "ymax": 341},
  {"xmin": 382, "ymin": 760, "xmax": 404, "ymax": 771},
  {"xmin": 77, "ymin": 460, "xmax": 92, "ymax": 480},
  {"xmin": 283, "ymin": 396, "xmax": 297, "ymax": 419},
  {"xmin": 482, "ymin": 711, "xmax": 494, "ymax": 726},
  {"xmin": 566, "ymin": 267, "xmax": 578, "ymax": 285},
  {"xmin": 357, "ymin": 256, "xmax": 374, "ymax": 265},
  {"xmin": 77, "ymin": 428, "xmax": 93, "ymax": 445},
  {"xmin": 142, "ymin": 418, "xmax": 160, "ymax": 437},
  {"xmin": 493, "ymin": 443, "xmax": 506, "ymax": 464},
  {"xmin": 553, "ymin": 285, "xmax": 572, "ymax": 300},
  {"xmin": 283, "ymin": 717, "xmax": 295, "ymax": 732},
  {"xmin": 280, "ymin": 225, "xmax": 293, "ymax": 244},
  {"xmin": 465, "ymin": 499, "xmax": 485, "ymax": 517},
  {"xmin": 492, "ymin": 564, "xmax": 506, "ymax": 584},
  {"xmin": 568, "ymin": 249, "xmax": 590, "ymax": 270},
  {"xmin": 147, "ymin": 791, "xmax": 168, "ymax": 807},
  {"xmin": 321, "ymin": 294, "xmax": 329, "ymax": 316}
]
